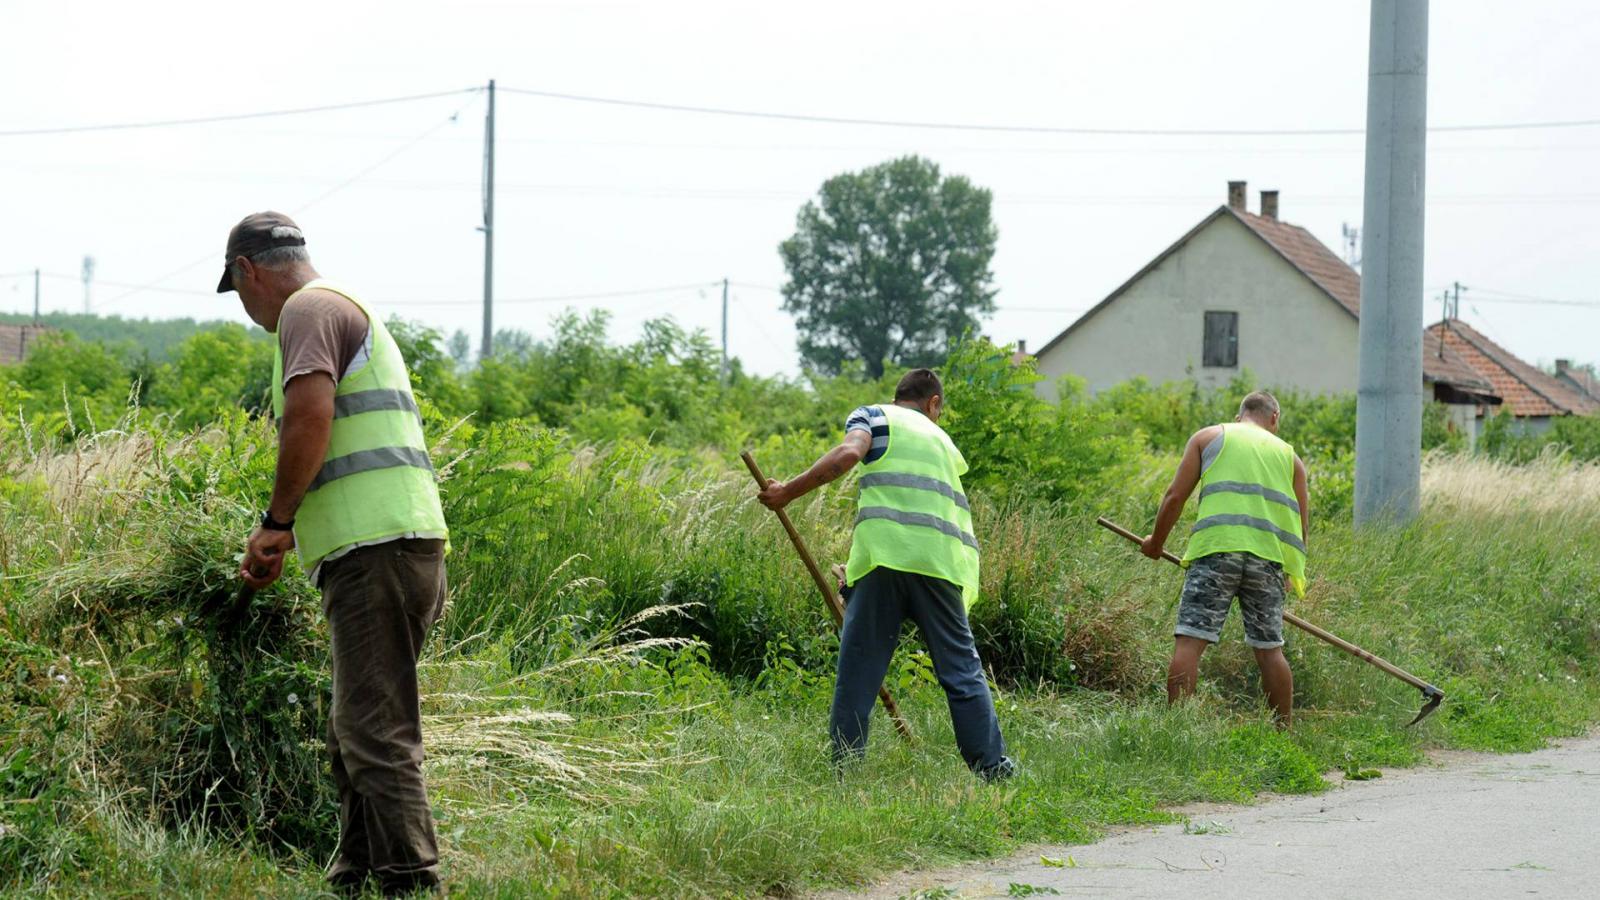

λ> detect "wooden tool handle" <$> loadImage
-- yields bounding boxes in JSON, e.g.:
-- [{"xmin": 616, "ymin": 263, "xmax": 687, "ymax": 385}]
[
  {"xmin": 742, "ymin": 452, "xmax": 846, "ymax": 629},
  {"xmin": 1094, "ymin": 515, "xmax": 1438, "ymax": 695},
  {"xmin": 742, "ymin": 451, "xmax": 913, "ymax": 742}
]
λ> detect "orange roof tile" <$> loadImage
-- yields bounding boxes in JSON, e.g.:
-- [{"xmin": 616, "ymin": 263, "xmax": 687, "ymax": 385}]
[
  {"xmin": 1427, "ymin": 320, "xmax": 1598, "ymax": 417},
  {"xmin": 1556, "ymin": 363, "xmax": 1600, "ymax": 402},
  {"xmin": 1233, "ymin": 211, "xmax": 1363, "ymax": 318},
  {"xmin": 0, "ymin": 324, "xmax": 49, "ymax": 367},
  {"xmin": 1233, "ymin": 209, "xmax": 1490, "ymax": 393}
]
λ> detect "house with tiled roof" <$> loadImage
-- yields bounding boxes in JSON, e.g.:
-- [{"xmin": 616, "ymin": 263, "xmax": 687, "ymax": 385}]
[
  {"xmin": 1427, "ymin": 320, "xmax": 1597, "ymax": 433},
  {"xmin": 0, "ymin": 324, "xmax": 51, "ymax": 367},
  {"xmin": 1029, "ymin": 181, "xmax": 1499, "ymax": 441},
  {"xmin": 1554, "ymin": 359, "xmax": 1600, "ymax": 404}
]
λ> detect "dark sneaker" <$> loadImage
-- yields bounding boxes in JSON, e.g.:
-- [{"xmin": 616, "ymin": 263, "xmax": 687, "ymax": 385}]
[{"xmin": 978, "ymin": 756, "xmax": 1018, "ymax": 783}]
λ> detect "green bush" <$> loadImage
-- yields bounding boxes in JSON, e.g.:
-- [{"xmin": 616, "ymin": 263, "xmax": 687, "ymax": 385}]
[{"xmin": 147, "ymin": 325, "xmax": 274, "ymax": 430}]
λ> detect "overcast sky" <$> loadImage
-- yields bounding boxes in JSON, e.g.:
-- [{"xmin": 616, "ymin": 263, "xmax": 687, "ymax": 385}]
[{"xmin": 3, "ymin": 0, "xmax": 1597, "ymax": 377}]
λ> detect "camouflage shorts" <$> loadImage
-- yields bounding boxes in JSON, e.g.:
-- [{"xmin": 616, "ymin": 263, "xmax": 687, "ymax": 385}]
[{"xmin": 1175, "ymin": 552, "xmax": 1286, "ymax": 649}]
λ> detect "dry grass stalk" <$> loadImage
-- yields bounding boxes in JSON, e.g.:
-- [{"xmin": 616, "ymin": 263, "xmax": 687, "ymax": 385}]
[{"xmin": 1423, "ymin": 451, "xmax": 1600, "ymax": 517}]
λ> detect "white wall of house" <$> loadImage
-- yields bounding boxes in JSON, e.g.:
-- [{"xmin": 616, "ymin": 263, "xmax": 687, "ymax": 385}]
[
  {"xmin": 1483, "ymin": 411, "xmax": 1554, "ymax": 437},
  {"xmin": 1443, "ymin": 402, "xmax": 1478, "ymax": 451},
  {"xmin": 1034, "ymin": 214, "xmax": 1359, "ymax": 401}
]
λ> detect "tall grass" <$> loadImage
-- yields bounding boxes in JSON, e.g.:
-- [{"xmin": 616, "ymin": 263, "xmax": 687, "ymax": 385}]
[{"xmin": 5, "ymin": 414, "xmax": 1600, "ymax": 897}]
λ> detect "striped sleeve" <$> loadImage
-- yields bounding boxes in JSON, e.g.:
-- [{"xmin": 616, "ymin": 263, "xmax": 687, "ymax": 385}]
[{"xmin": 845, "ymin": 405, "xmax": 890, "ymax": 464}]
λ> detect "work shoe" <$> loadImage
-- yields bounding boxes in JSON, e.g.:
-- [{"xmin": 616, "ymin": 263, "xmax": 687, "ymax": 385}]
[{"xmin": 977, "ymin": 756, "xmax": 1018, "ymax": 783}]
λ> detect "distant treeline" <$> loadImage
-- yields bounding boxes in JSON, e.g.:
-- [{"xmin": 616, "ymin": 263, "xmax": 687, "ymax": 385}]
[{"xmin": 0, "ymin": 311, "xmax": 266, "ymax": 363}]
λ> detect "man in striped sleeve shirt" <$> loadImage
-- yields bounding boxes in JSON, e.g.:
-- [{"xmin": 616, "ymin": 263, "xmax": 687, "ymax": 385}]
[{"xmin": 758, "ymin": 369, "xmax": 1013, "ymax": 780}]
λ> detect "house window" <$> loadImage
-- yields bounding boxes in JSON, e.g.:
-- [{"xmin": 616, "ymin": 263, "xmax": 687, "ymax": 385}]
[{"xmin": 1203, "ymin": 311, "xmax": 1238, "ymax": 368}]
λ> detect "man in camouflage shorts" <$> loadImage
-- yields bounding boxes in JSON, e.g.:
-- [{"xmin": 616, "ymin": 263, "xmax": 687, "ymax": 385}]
[
  {"xmin": 1176, "ymin": 552, "xmax": 1286, "ymax": 650},
  {"xmin": 1142, "ymin": 392, "xmax": 1309, "ymax": 727}
]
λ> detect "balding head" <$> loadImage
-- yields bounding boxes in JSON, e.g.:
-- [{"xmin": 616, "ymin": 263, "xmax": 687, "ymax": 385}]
[{"xmin": 1237, "ymin": 391, "xmax": 1281, "ymax": 432}]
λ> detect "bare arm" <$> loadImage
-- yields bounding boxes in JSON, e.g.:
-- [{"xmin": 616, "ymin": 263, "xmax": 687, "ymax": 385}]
[
  {"xmin": 240, "ymin": 373, "xmax": 336, "ymax": 588},
  {"xmin": 1293, "ymin": 455, "xmax": 1310, "ymax": 552},
  {"xmin": 268, "ymin": 374, "xmax": 336, "ymax": 521},
  {"xmin": 1142, "ymin": 427, "xmax": 1215, "ymax": 559},
  {"xmin": 758, "ymin": 430, "xmax": 872, "ymax": 510}
]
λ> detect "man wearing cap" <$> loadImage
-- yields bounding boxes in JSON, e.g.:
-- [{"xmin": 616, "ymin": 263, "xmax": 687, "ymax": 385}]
[{"xmin": 225, "ymin": 212, "xmax": 449, "ymax": 895}]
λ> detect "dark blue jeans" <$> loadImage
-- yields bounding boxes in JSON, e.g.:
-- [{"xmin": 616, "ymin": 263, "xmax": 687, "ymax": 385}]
[{"xmin": 830, "ymin": 566, "xmax": 1007, "ymax": 772}]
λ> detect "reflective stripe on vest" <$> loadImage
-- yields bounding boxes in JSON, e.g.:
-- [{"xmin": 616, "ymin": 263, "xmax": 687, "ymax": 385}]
[
  {"xmin": 308, "ymin": 445, "xmax": 435, "ymax": 491},
  {"xmin": 855, "ymin": 506, "xmax": 980, "ymax": 550},
  {"xmin": 271, "ymin": 280, "xmax": 448, "ymax": 571},
  {"xmin": 275, "ymin": 389, "xmax": 422, "ymax": 430},
  {"xmin": 1182, "ymin": 422, "xmax": 1306, "ymax": 596},
  {"xmin": 844, "ymin": 403, "xmax": 981, "ymax": 609},
  {"xmin": 335, "ymin": 388, "xmax": 423, "ymax": 423},
  {"xmin": 1197, "ymin": 480, "xmax": 1301, "ymax": 515},
  {"xmin": 858, "ymin": 472, "xmax": 971, "ymax": 511},
  {"xmin": 1192, "ymin": 512, "xmax": 1307, "ymax": 555}
]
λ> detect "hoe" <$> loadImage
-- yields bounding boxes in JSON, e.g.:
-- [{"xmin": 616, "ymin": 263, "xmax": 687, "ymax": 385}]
[
  {"xmin": 742, "ymin": 451, "xmax": 914, "ymax": 742},
  {"xmin": 1097, "ymin": 516, "xmax": 1444, "ymax": 726}
]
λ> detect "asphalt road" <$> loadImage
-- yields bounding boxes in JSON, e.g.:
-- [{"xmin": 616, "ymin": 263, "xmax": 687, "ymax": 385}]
[{"xmin": 820, "ymin": 733, "xmax": 1600, "ymax": 900}]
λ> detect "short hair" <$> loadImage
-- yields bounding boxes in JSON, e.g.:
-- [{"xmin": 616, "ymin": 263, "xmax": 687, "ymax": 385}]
[
  {"xmin": 228, "ymin": 245, "xmax": 311, "ymax": 282},
  {"xmin": 1239, "ymin": 390, "xmax": 1280, "ymax": 418},
  {"xmin": 895, "ymin": 368, "xmax": 944, "ymax": 403}
]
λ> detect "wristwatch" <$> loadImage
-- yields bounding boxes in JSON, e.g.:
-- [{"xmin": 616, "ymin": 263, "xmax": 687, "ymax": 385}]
[{"xmin": 260, "ymin": 510, "xmax": 295, "ymax": 531}]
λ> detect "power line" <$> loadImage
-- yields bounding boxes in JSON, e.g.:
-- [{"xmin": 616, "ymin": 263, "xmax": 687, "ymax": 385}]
[
  {"xmin": 501, "ymin": 86, "xmax": 1600, "ymax": 137},
  {"xmin": 385, "ymin": 282, "xmax": 719, "ymax": 308},
  {"xmin": 93, "ymin": 102, "xmax": 475, "ymax": 312},
  {"xmin": 0, "ymin": 88, "xmax": 480, "ymax": 138},
  {"xmin": 1468, "ymin": 287, "xmax": 1600, "ymax": 309},
  {"xmin": 292, "ymin": 96, "xmax": 478, "ymax": 215}
]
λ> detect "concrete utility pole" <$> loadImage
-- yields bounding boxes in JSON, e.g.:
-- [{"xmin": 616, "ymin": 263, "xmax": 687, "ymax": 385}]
[
  {"xmin": 33, "ymin": 268, "xmax": 40, "ymax": 324},
  {"xmin": 1354, "ymin": 0, "xmax": 1429, "ymax": 527},
  {"xmin": 720, "ymin": 278, "xmax": 729, "ymax": 383},
  {"xmin": 480, "ymin": 78, "xmax": 496, "ymax": 361}
]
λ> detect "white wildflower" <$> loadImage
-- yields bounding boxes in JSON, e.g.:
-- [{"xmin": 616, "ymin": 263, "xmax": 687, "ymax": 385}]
[{"xmin": 287, "ymin": 693, "xmax": 300, "ymax": 705}]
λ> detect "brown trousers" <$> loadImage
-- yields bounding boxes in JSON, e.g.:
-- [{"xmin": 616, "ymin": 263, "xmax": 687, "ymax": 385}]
[{"xmin": 320, "ymin": 538, "xmax": 447, "ymax": 893}]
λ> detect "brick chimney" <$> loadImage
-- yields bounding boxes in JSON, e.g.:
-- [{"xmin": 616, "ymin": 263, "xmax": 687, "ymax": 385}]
[
  {"xmin": 1017, "ymin": 339, "xmax": 1027, "ymax": 355},
  {"xmin": 1227, "ymin": 180, "xmax": 1247, "ymax": 211},
  {"xmin": 1260, "ymin": 190, "xmax": 1279, "ymax": 220},
  {"xmin": 1556, "ymin": 359, "xmax": 1572, "ymax": 375}
]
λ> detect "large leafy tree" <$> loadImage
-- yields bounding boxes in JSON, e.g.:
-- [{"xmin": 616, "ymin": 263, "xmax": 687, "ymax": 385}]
[{"xmin": 779, "ymin": 155, "xmax": 998, "ymax": 378}]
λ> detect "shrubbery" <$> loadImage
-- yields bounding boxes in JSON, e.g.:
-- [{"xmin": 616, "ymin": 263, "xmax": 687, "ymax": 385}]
[{"xmin": 5, "ymin": 313, "xmax": 1600, "ymax": 895}]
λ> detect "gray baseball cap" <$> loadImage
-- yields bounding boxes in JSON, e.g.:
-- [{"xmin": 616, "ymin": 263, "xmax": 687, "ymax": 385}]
[{"xmin": 216, "ymin": 211, "xmax": 306, "ymax": 293}]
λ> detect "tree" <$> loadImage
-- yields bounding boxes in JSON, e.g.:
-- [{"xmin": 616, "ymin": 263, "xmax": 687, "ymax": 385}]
[
  {"xmin": 148, "ymin": 325, "xmax": 274, "ymax": 429},
  {"xmin": 447, "ymin": 329, "xmax": 473, "ymax": 371},
  {"xmin": 779, "ymin": 155, "xmax": 998, "ymax": 378}
]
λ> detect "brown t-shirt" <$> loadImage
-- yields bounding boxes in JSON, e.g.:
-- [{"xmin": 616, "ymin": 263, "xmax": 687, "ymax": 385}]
[{"xmin": 278, "ymin": 288, "xmax": 369, "ymax": 387}]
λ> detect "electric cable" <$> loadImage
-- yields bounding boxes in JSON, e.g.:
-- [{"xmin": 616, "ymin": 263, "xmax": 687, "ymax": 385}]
[
  {"xmin": 500, "ymin": 86, "xmax": 1600, "ymax": 137},
  {"xmin": 0, "ymin": 88, "xmax": 480, "ymax": 138}
]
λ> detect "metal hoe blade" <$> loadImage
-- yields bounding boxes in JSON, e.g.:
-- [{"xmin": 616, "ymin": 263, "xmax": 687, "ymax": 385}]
[{"xmin": 1409, "ymin": 685, "xmax": 1445, "ymax": 727}]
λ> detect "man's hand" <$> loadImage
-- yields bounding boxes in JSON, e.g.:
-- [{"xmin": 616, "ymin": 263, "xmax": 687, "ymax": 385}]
[
  {"xmin": 757, "ymin": 478, "xmax": 792, "ymax": 511},
  {"xmin": 240, "ymin": 526, "xmax": 296, "ymax": 590},
  {"xmin": 1140, "ymin": 534, "xmax": 1165, "ymax": 560}
]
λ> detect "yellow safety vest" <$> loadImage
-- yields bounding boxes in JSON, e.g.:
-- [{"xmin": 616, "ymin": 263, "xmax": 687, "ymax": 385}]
[
  {"xmin": 1183, "ymin": 422, "xmax": 1307, "ymax": 596},
  {"xmin": 844, "ymin": 404, "xmax": 981, "ymax": 609},
  {"xmin": 271, "ymin": 280, "xmax": 448, "ymax": 573}
]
